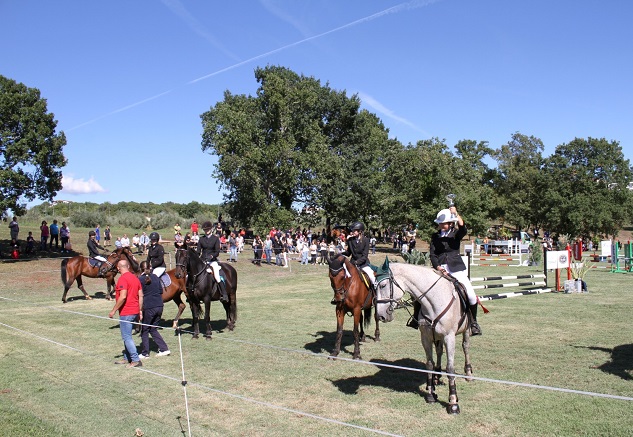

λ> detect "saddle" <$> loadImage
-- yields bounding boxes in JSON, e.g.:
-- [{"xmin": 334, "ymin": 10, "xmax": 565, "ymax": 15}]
[
  {"xmin": 440, "ymin": 271, "xmax": 469, "ymax": 312},
  {"xmin": 88, "ymin": 258, "xmax": 103, "ymax": 269}
]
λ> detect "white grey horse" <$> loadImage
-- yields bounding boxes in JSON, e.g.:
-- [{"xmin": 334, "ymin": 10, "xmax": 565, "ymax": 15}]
[{"xmin": 374, "ymin": 262, "xmax": 473, "ymax": 414}]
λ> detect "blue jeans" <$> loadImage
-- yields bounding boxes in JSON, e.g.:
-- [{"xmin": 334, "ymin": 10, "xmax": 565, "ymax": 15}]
[
  {"xmin": 119, "ymin": 314, "xmax": 140, "ymax": 362},
  {"xmin": 229, "ymin": 246, "xmax": 238, "ymax": 261},
  {"xmin": 301, "ymin": 252, "xmax": 309, "ymax": 264},
  {"xmin": 264, "ymin": 248, "xmax": 272, "ymax": 264}
]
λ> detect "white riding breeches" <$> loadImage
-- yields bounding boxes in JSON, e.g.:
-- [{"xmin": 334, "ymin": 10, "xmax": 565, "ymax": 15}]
[
  {"xmin": 361, "ymin": 265, "xmax": 377, "ymax": 288},
  {"xmin": 153, "ymin": 267, "xmax": 166, "ymax": 277},
  {"xmin": 441, "ymin": 264, "xmax": 477, "ymax": 305},
  {"xmin": 210, "ymin": 261, "xmax": 221, "ymax": 283}
]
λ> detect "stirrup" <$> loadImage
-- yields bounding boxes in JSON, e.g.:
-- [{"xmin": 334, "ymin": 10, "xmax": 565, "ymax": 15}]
[
  {"xmin": 406, "ymin": 317, "xmax": 419, "ymax": 330},
  {"xmin": 470, "ymin": 322, "xmax": 482, "ymax": 336}
]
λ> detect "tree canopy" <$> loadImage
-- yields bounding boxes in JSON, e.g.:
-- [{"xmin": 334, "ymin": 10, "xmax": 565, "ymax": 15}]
[{"xmin": 0, "ymin": 75, "xmax": 67, "ymax": 216}]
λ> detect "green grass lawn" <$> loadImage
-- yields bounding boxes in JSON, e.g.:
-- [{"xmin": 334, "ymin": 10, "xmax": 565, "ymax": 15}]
[{"xmin": 1, "ymin": 236, "xmax": 632, "ymax": 436}]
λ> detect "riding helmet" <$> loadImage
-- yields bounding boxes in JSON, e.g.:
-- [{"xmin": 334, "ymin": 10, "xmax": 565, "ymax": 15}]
[
  {"xmin": 202, "ymin": 221, "xmax": 213, "ymax": 231},
  {"xmin": 434, "ymin": 209, "xmax": 458, "ymax": 224},
  {"xmin": 88, "ymin": 230, "xmax": 96, "ymax": 237},
  {"xmin": 349, "ymin": 222, "xmax": 365, "ymax": 232},
  {"xmin": 149, "ymin": 232, "xmax": 160, "ymax": 242}
]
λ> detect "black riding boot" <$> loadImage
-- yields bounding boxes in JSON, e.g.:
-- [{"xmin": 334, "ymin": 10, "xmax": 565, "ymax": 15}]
[
  {"xmin": 469, "ymin": 304, "xmax": 482, "ymax": 336},
  {"xmin": 406, "ymin": 301, "xmax": 421, "ymax": 329},
  {"xmin": 218, "ymin": 281, "xmax": 229, "ymax": 303}
]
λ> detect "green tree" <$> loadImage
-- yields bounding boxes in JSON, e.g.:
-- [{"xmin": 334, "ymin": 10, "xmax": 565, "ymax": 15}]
[
  {"xmin": 0, "ymin": 75, "xmax": 67, "ymax": 215},
  {"xmin": 492, "ymin": 132, "xmax": 546, "ymax": 234},
  {"xmin": 200, "ymin": 65, "xmax": 393, "ymax": 232},
  {"xmin": 540, "ymin": 137, "xmax": 633, "ymax": 238}
]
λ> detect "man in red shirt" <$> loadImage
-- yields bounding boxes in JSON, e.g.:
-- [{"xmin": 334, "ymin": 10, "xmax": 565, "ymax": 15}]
[
  {"xmin": 191, "ymin": 220, "xmax": 199, "ymax": 235},
  {"xmin": 109, "ymin": 259, "xmax": 144, "ymax": 368}
]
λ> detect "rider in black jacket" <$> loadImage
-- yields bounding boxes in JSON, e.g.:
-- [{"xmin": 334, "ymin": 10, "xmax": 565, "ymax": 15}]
[
  {"xmin": 197, "ymin": 221, "xmax": 227, "ymax": 302},
  {"xmin": 87, "ymin": 230, "xmax": 107, "ymax": 259},
  {"xmin": 146, "ymin": 232, "xmax": 166, "ymax": 277}
]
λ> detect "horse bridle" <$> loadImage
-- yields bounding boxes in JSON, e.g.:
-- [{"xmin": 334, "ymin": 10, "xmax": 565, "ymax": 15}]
[
  {"xmin": 101, "ymin": 251, "xmax": 123, "ymax": 274},
  {"xmin": 329, "ymin": 264, "xmax": 350, "ymax": 300}
]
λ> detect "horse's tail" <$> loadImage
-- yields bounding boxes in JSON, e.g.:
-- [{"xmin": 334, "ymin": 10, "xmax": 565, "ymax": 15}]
[
  {"xmin": 61, "ymin": 258, "xmax": 68, "ymax": 286},
  {"xmin": 363, "ymin": 305, "xmax": 373, "ymax": 329}
]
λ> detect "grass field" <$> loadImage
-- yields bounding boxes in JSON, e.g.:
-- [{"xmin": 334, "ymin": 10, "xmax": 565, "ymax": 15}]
[{"xmin": 1, "ymin": 230, "xmax": 632, "ymax": 436}]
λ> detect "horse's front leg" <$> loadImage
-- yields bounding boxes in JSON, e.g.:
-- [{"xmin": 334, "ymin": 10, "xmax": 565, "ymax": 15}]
[
  {"xmin": 421, "ymin": 329, "xmax": 437, "ymax": 403},
  {"xmin": 373, "ymin": 307, "xmax": 381, "ymax": 342},
  {"xmin": 352, "ymin": 307, "xmax": 362, "ymax": 360},
  {"xmin": 444, "ymin": 334, "xmax": 460, "ymax": 414},
  {"xmin": 105, "ymin": 275, "xmax": 113, "ymax": 300},
  {"xmin": 190, "ymin": 302, "xmax": 200, "ymax": 339},
  {"xmin": 462, "ymin": 331, "xmax": 473, "ymax": 381},
  {"xmin": 204, "ymin": 298, "xmax": 213, "ymax": 340},
  {"xmin": 330, "ymin": 307, "xmax": 345, "ymax": 359},
  {"xmin": 434, "ymin": 339, "xmax": 444, "ymax": 386},
  {"xmin": 172, "ymin": 292, "xmax": 186, "ymax": 329}
]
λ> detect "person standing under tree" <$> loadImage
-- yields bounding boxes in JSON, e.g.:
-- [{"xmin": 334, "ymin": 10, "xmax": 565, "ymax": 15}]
[
  {"xmin": 40, "ymin": 220, "xmax": 49, "ymax": 251},
  {"xmin": 9, "ymin": 216, "xmax": 19, "ymax": 241},
  {"xmin": 109, "ymin": 259, "xmax": 144, "ymax": 368},
  {"xmin": 49, "ymin": 219, "xmax": 59, "ymax": 250}
]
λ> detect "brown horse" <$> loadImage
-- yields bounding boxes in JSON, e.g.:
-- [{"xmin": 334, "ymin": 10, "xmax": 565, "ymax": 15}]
[
  {"xmin": 174, "ymin": 244, "xmax": 237, "ymax": 339},
  {"xmin": 327, "ymin": 253, "xmax": 380, "ymax": 360},
  {"xmin": 60, "ymin": 249, "xmax": 133, "ymax": 303},
  {"xmin": 99, "ymin": 249, "xmax": 188, "ymax": 329}
]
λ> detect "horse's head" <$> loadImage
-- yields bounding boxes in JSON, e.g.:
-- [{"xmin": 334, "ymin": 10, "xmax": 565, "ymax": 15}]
[
  {"xmin": 327, "ymin": 254, "xmax": 348, "ymax": 304},
  {"xmin": 375, "ymin": 276, "xmax": 397, "ymax": 322},
  {"xmin": 99, "ymin": 248, "xmax": 124, "ymax": 276},
  {"xmin": 174, "ymin": 243, "xmax": 189, "ymax": 279},
  {"xmin": 374, "ymin": 263, "xmax": 406, "ymax": 323}
]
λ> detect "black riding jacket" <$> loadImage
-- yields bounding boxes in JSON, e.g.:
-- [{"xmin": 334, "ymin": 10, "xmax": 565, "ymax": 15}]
[
  {"xmin": 198, "ymin": 233, "xmax": 220, "ymax": 262},
  {"xmin": 429, "ymin": 224, "xmax": 468, "ymax": 272},
  {"xmin": 87, "ymin": 238, "xmax": 105, "ymax": 258},
  {"xmin": 344, "ymin": 235, "xmax": 370, "ymax": 267},
  {"xmin": 146, "ymin": 243, "xmax": 166, "ymax": 269}
]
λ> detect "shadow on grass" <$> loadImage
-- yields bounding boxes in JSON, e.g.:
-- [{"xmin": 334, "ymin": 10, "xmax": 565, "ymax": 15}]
[
  {"xmin": 305, "ymin": 329, "xmax": 379, "ymax": 357},
  {"xmin": 577, "ymin": 343, "xmax": 633, "ymax": 381},
  {"xmin": 329, "ymin": 357, "xmax": 426, "ymax": 396}
]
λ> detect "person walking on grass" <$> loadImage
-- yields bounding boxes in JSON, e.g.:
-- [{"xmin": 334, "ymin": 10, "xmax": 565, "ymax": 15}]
[
  {"xmin": 109, "ymin": 259, "xmax": 144, "ymax": 368},
  {"xmin": 138, "ymin": 261, "xmax": 170, "ymax": 359}
]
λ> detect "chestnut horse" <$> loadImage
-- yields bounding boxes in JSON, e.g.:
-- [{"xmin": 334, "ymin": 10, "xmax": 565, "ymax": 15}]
[
  {"xmin": 60, "ymin": 248, "xmax": 136, "ymax": 303},
  {"xmin": 174, "ymin": 244, "xmax": 237, "ymax": 339},
  {"xmin": 326, "ymin": 253, "xmax": 380, "ymax": 360},
  {"xmin": 99, "ymin": 248, "xmax": 188, "ymax": 329}
]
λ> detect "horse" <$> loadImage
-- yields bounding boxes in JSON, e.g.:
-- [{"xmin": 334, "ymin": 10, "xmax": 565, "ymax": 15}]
[
  {"xmin": 174, "ymin": 244, "xmax": 237, "ymax": 339},
  {"xmin": 326, "ymin": 253, "xmax": 380, "ymax": 360},
  {"xmin": 60, "ymin": 248, "xmax": 130, "ymax": 303},
  {"xmin": 99, "ymin": 248, "xmax": 189, "ymax": 329},
  {"xmin": 373, "ymin": 261, "xmax": 472, "ymax": 414}
]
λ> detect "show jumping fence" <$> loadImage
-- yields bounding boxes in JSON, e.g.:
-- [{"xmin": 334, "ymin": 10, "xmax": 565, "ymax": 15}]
[{"xmin": 469, "ymin": 273, "xmax": 552, "ymax": 301}]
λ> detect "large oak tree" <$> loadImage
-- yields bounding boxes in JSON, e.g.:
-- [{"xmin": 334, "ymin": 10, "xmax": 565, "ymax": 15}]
[{"xmin": 0, "ymin": 75, "xmax": 67, "ymax": 216}]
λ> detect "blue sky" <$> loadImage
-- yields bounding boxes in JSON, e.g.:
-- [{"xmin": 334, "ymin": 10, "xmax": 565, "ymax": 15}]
[{"xmin": 3, "ymin": 0, "xmax": 632, "ymax": 207}]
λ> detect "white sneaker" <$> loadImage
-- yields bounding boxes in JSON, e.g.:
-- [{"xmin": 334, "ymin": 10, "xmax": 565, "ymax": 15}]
[
  {"xmin": 139, "ymin": 353, "xmax": 150, "ymax": 359},
  {"xmin": 156, "ymin": 350, "xmax": 171, "ymax": 357}
]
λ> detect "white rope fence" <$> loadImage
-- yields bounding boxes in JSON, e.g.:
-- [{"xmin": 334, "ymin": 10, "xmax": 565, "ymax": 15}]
[{"xmin": 1, "ymin": 294, "xmax": 631, "ymax": 403}]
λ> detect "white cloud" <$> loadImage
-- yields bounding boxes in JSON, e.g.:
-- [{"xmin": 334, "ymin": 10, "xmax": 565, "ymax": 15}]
[
  {"xmin": 61, "ymin": 175, "xmax": 106, "ymax": 195},
  {"xmin": 357, "ymin": 91, "xmax": 429, "ymax": 136}
]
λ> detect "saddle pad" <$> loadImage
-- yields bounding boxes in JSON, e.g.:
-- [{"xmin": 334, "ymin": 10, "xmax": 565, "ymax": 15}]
[
  {"xmin": 88, "ymin": 258, "xmax": 101, "ymax": 268},
  {"xmin": 160, "ymin": 273, "xmax": 172, "ymax": 288}
]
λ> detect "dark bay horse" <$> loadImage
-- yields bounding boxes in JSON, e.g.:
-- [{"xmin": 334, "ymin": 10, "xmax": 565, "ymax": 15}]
[
  {"xmin": 374, "ymin": 262, "xmax": 472, "ymax": 414},
  {"xmin": 327, "ymin": 253, "xmax": 380, "ymax": 360},
  {"xmin": 60, "ymin": 248, "xmax": 135, "ymax": 303},
  {"xmin": 174, "ymin": 245, "xmax": 237, "ymax": 339},
  {"xmin": 99, "ymin": 248, "xmax": 189, "ymax": 329}
]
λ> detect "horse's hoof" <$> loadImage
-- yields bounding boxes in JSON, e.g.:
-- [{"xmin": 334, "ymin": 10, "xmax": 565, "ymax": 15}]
[
  {"xmin": 360, "ymin": 335, "xmax": 366, "ymax": 343},
  {"xmin": 374, "ymin": 336, "xmax": 381, "ymax": 342},
  {"xmin": 205, "ymin": 336, "xmax": 213, "ymax": 341},
  {"xmin": 192, "ymin": 335, "xmax": 199, "ymax": 340},
  {"xmin": 447, "ymin": 403, "xmax": 460, "ymax": 415},
  {"xmin": 62, "ymin": 300, "xmax": 66, "ymax": 304},
  {"xmin": 425, "ymin": 393, "xmax": 437, "ymax": 403},
  {"xmin": 85, "ymin": 296, "xmax": 92, "ymax": 300}
]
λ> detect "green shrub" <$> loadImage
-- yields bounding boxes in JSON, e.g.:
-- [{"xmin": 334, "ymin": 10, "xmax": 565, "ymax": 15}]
[{"xmin": 402, "ymin": 249, "xmax": 428, "ymax": 265}]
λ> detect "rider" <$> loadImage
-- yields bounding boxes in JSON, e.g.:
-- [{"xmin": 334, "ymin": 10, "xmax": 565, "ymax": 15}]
[
  {"xmin": 337, "ymin": 222, "xmax": 377, "ymax": 303},
  {"xmin": 197, "ymin": 221, "xmax": 228, "ymax": 302},
  {"xmin": 425, "ymin": 206, "xmax": 482, "ymax": 336},
  {"xmin": 146, "ymin": 232, "xmax": 166, "ymax": 277},
  {"xmin": 87, "ymin": 230, "xmax": 107, "ymax": 263}
]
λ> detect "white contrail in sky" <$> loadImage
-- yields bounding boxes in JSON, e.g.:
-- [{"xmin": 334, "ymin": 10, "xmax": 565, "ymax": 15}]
[{"xmin": 68, "ymin": 0, "xmax": 441, "ymax": 131}]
